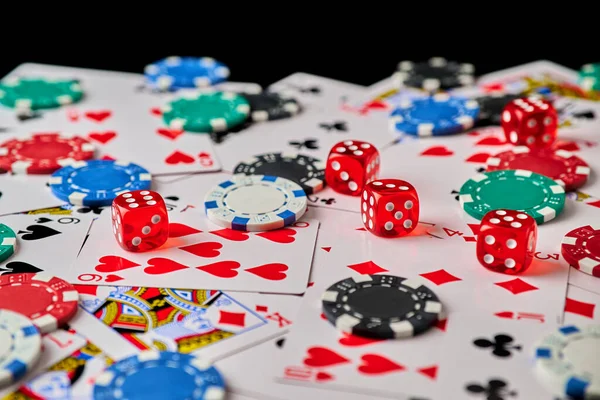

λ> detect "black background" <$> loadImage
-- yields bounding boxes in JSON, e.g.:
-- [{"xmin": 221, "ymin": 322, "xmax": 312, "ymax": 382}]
[{"xmin": 1, "ymin": 14, "xmax": 595, "ymax": 87}]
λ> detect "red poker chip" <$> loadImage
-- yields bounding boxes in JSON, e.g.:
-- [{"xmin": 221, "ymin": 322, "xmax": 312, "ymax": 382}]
[
  {"xmin": 486, "ymin": 146, "xmax": 590, "ymax": 191},
  {"xmin": 0, "ymin": 132, "xmax": 95, "ymax": 174},
  {"xmin": 561, "ymin": 225, "xmax": 600, "ymax": 278},
  {"xmin": 0, "ymin": 272, "xmax": 79, "ymax": 333}
]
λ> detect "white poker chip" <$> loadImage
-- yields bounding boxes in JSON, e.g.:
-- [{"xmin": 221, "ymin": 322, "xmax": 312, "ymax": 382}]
[
  {"xmin": 204, "ymin": 175, "xmax": 307, "ymax": 232},
  {"xmin": 533, "ymin": 324, "xmax": 600, "ymax": 399},
  {"xmin": 0, "ymin": 309, "xmax": 42, "ymax": 388}
]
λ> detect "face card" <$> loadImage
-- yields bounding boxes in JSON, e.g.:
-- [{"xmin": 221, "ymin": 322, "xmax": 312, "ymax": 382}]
[
  {"xmin": 268, "ymin": 73, "xmax": 366, "ymax": 113},
  {"xmin": 0, "ymin": 213, "xmax": 93, "ymax": 277},
  {"xmin": 0, "ymin": 174, "xmax": 61, "ymax": 216},
  {"xmin": 77, "ymin": 285, "xmax": 300, "ymax": 363},
  {"xmin": 5, "ymin": 63, "xmax": 221, "ymax": 176},
  {"xmin": 0, "ymin": 328, "xmax": 88, "ymax": 399},
  {"xmin": 68, "ymin": 208, "xmax": 319, "ymax": 294}
]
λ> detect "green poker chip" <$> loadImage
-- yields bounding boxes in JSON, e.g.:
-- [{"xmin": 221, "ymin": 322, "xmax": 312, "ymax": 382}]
[
  {"xmin": 459, "ymin": 169, "xmax": 565, "ymax": 225},
  {"xmin": 162, "ymin": 91, "xmax": 250, "ymax": 133},
  {"xmin": 578, "ymin": 63, "xmax": 600, "ymax": 92},
  {"xmin": 0, "ymin": 223, "xmax": 17, "ymax": 263},
  {"xmin": 0, "ymin": 77, "xmax": 84, "ymax": 110}
]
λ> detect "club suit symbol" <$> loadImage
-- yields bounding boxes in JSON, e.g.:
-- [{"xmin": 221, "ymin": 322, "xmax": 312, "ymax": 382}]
[
  {"xmin": 465, "ymin": 379, "xmax": 517, "ymax": 399},
  {"xmin": 473, "ymin": 334, "xmax": 522, "ymax": 358}
]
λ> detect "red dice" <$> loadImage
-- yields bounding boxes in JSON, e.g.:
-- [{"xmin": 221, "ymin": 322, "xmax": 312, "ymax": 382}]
[
  {"xmin": 477, "ymin": 209, "xmax": 537, "ymax": 274},
  {"xmin": 112, "ymin": 190, "xmax": 169, "ymax": 252},
  {"xmin": 501, "ymin": 96, "xmax": 558, "ymax": 148},
  {"xmin": 325, "ymin": 140, "xmax": 380, "ymax": 196},
  {"xmin": 361, "ymin": 179, "xmax": 419, "ymax": 238}
]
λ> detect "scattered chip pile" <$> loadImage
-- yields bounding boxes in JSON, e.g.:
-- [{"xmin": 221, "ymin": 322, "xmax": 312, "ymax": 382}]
[{"xmin": 0, "ymin": 55, "xmax": 598, "ymax": 399}]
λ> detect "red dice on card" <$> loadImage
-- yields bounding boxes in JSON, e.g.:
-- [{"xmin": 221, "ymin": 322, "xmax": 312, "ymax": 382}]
[
  {"xmin": 501, "ymin": 96, "xmax": 558, "ymax": 148},
  {"xmin": 361, "ymin": 179, "xmax": 419, "ymax": 238},
  {"xmin": 476, "ymin": 209, "xmax": 537, "ymax": 274},
  {"xmin": 325, "ymin": 140, "xmax": 380, "ymax": 196},
  {"xmin": 112, "ymin": 190, "xmax": 169, "ymax": 252}
]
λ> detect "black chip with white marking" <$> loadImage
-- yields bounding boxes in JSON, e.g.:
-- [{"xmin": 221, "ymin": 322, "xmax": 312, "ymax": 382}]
[
  {"xmin": 475, "ymin": 93, "xmax": 521, "ymax": 126},
  {"xmin": 233, "ymin": 153, "xmax": 325, "ymax": 194},
  {"xmin": 241, "ymin": 91, "xmax": 301, "ymax": 122},
  {"xmin": 392, "ymin": 57, "xmax": 475, "ymax": 92},
  {"xmin": 322, "ymin": 275, "xmax": 443, "ymax": 339}
]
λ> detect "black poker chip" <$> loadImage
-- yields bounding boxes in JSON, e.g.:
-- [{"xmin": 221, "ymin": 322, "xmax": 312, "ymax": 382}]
[
  {"xmin": 475, "ymin": 93, "xmax": 521, "ymax": 126},
  {"xmin": 321, "ymin": 275, "xmax": 443, "ymax": 339},
  {"xmin": 233, "ymin": 153, "xmax": 325, "ymax": 195},
  {"xmin": 240, "ymin": 91, "xmax": 301, "ymax": 122},
  {"xmin": 392, "ymin": 57, "xmax": 475, "ymax": 92}
]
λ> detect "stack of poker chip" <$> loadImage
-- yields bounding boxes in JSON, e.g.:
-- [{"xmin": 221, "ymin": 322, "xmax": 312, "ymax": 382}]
[
  {"xmin": 0, "ymin": 273, "xmax": 81, "ymax": 388},
  {"xmin": 146, "ymin": 56, "xmax": 301, "ymax": 136}
]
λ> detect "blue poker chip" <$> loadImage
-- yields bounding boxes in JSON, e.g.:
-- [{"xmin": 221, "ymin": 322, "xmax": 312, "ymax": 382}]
[
  {"xmin": 48, "ymin": 160, "xmax": 152, "ymax": 207},
  {"xmin": 389, "ymin": 93, "xmax": 480, "ymax": 137},
  {"xmin": 93, "ymin": 351, "xmax": 226, "ymax": 400},
  {"xmin": 144, "ymin": 56, "xmax": 230, "ymax": 91}
]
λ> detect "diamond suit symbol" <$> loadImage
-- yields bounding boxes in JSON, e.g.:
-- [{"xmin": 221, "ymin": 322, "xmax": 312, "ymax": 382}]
[
  {"xmin": 347, "ymin": 261, "xmax": 388, "ymax": 275},
  {"xmin": 420, "ymin": 269, "xmax": 462, "ymax": 285},
  {"xmin": 494, "ymin": 278, "xmax": 538, "ymax": 295}
]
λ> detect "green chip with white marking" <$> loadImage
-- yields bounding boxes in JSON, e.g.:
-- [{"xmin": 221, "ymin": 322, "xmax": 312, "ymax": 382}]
[
  {"xmin": 578, "ymin": 63, "xmax": 600, "ymax": 92},
  {"xmin": 459, "ymin": 169, "xmax": 565, "ymax": 225},
  {"xmin": 0, "ymin": 77, "xmax": 84, "ymax": 110},
  {"xmin": 0, "ymin": 223, "xmax": 17, "ymax": 263},
  {"xmin": 162, "ymin": 91, "xmax": 250, "ymax": 133}
]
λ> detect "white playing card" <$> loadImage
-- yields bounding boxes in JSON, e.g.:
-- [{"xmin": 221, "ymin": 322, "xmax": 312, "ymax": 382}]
[
  {"xmin": 435, "ymin": 311, "xmax": 557, "ymax": 399},
  {"xmin": 5, "ymin": 63, "xmax": 222, "ymax": 176},
  {"xmin": 217, "ymin": 337, "xmax": 417, "ymax": 400},
  {"xmin": 74, "ymin": 285, "xmax": 301, "ymax": 364},
  {"xmin": 477, "ymin": 59, "xmax": 579, "ymax": 88},
  {"xmin": 215, "ymin": 108, "xmax": 394, "ymax": 170},
  {"xmin": 0, "ymin": 213, "xmax": 93, "ymax": 278},
  {"xmin": 0, "ymin": 174, "xmax": 61, "ymax": 216},
  {"xmin": 0, "ymin": 329, "xmax": 87, "ymax": 398},
  {"xmin": 268, "ymin": 72, "xmax": 366, "ymax": 114},
  {"xmin": 67, "ymin": 208, "xmax": 319, "ymax": 294},
  {"xmin": 563, "ymin": 283, "xmax": 600, "ymax": 325}
]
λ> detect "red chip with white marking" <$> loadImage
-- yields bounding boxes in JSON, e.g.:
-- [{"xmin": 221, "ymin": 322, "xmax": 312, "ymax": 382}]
[
  {"xmin": 0, "ymin": 132, "xmax": 95, "ymax": 174},
  {"xmin": 0, "ymin": 273, "xmax": 79, "ymax": 333},
  {"xmin": 561, "ymin": 225, "xmax": 600, "ymax": 278},
  {"xmin": 486, "ymin": 146, "xmax": 590, "ymax": 191}
]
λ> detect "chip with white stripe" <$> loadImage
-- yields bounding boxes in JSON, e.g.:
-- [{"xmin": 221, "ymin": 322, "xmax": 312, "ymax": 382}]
[
  {"xmin": 459, "ymin": 169, "xmax": 565, "ymax": 225},
  {"xmin": 321, "ymin": 274, "xmax": 443, "ymax": 339}
]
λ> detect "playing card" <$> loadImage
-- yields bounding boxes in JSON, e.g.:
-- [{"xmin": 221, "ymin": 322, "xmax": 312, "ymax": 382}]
[
  {"xmin": 563, "ymin": 283, "xmax": 600, "ymax": 325},
  {"xmin": 215, "ymin": 107, "xmax": 395, "ymax": 170},
  {"xmin": 217, "ymin": 337, "xmax": 418, "ymax": 400},
  {"xmin": 477, "ymin": 60, "xmax": 579, "ymax": 90},
  {"xmin": 86, "ymin": 287, "xmax": 300, "ymax": 362},
  {"xmin": 0, "ymin": 329, "xmax": 87, "ymax": 399},
  {"xmin": 435, "ymin": 311, "xmax": 556, "ymax": 399},
  {"xmin": 67, "ymin": 208, "xmax": 319, "ymax": 294},
  {"xmin": 268, "ymin": 72, "xmax": 366, "ymax": 113},
  {"xmin": 0, "ymin": 174, "xmax": 61, "ymax": 216},
  {"xmin": 0, "ymin": 213, "xmax": 93, "ymax": 277},
  {"xmin": 5, "ymin": 63, "xmax": 222, "ymax": 176}
]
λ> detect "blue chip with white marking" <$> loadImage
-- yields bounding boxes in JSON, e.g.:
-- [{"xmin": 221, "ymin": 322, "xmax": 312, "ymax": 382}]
[
  {"xmin": 204, "ymin": 174, "xmax": 307, "ymax": 232},
  {"xmin": 533, "ymin": 324, "xmax": 600, "ymax": 399},
  {"xmin": 389, "ymin": 93, "xmax": 479, "ymax": 137},
  {"xmin": 48, "ymin": 160, "xmax": 152, "ymax": 207},
  {"xmin": 0, "ymin": 309, "xmax": 42, "ymax": 388},
  {"xmin": 93, "ymin": 351, "xmax": 226, "ymax": 400},
  {"xmin": 144, "ymin": 56, "xmax": 230, "ymax": 91}
]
